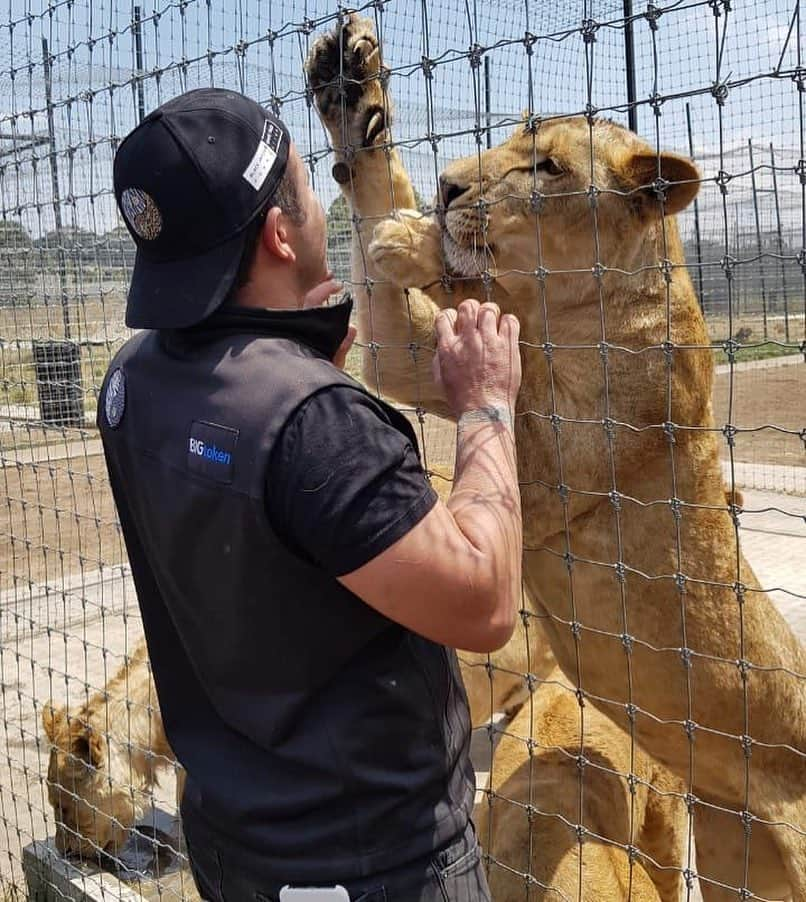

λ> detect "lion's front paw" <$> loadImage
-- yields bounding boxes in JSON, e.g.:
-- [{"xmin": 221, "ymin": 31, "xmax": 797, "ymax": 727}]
[
  {"xmin": 368, "ymin": 211, "xmax": 444, "ymax": 288},
  {"xmin": 305, "ymin": 13, "xmax": 390, "ymax": 151}
]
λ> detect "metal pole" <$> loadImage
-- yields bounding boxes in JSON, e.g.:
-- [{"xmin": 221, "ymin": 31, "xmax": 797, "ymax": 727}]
[
  {"xmin": 747, "ymin": 139, "xmax": 769, "ymax": 340},
  {"xmin": 483, "ymin": 56, "xmax": 492, "ymax": 150},
  {"xmin": 623, "ymin": 0, "xmax": 638, "ymax": 133},
  {"xmin": 42, "ymin": 37, "xmax": 70, "ymax": 340},
  {"xmin": 685, "ymin": 104, "xmax": 705, "ymax": 311},
  {"xmin": 769, "ymin": 143, "xmax": 790, "ymax": 342},
  {"xmin": 134, "ymin": 6, "xmax": 146, "ymax": 123}
]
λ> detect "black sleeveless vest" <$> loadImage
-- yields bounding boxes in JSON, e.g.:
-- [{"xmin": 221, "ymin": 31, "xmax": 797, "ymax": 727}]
[{"xmin": 97, "ymin": 319, "xmax": 474, "ymax": 883}]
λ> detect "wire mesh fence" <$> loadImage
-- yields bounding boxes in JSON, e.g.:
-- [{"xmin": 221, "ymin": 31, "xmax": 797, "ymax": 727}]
[{"xmin": 0, "ymin": 1, "xmax": 804, "ymax": 901}]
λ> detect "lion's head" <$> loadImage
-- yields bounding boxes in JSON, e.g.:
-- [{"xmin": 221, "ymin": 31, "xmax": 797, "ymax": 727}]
[
  {"xmin": 436, "ymin": 115, "xmax": 700, "ymax": 283},
  {"xmin": 42, "ymin": 702, "xmax": 135, "ymax": 857}
]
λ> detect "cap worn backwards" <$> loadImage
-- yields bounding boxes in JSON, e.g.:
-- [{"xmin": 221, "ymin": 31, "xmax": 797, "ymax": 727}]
[{"xmin": 113, "ymin": 88, "xmax": 291, "ymax": 330}]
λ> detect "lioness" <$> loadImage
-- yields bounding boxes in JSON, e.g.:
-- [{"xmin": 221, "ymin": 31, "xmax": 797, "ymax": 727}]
[
  {"xmin": 477, "ymin": 667, "xmax": 686, "ymax": 902},
  {"xmin": 306, "ymin": 15, "xmax": 806, "ymax": 900},
  {"xmin": 42, "ymin": 641, "xmax": 180, "ymax": 857}
]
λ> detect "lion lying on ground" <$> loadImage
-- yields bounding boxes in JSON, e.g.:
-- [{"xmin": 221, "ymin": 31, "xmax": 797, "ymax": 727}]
[
  {"xmin": 306, "ymin": 14, "xmax": 806, "ymax": 900},
  {"xmin": 42, "ymin": 641, "xmax": 181, "ymax": 858},
  {"xmin": 477, "ymin": 666, "xmax": 686, "ymax": 902}
]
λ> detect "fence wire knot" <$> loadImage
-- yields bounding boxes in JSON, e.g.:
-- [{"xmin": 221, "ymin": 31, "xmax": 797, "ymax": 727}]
[
  {"xmin": 615, "ymin": 561, "xmax": 627, "ymax": 584},
  {"xmin": 722, "ymin": 422, "xmax": 737, "ymax": 447},
  {"xmin": 679, "ymin": 646, "xmax": 692, "ymax": 669},
  {"xmin": 669, "ymin": 496, "xmax": 682, "ymax": 521},
  {"xmin": 715, "ymin": 170, "xmax": 732, "ymax": 195},
  {"xmin": 722, "ymin": 337, "xmax": 739, "ymax": 361},
  {"xmin": 711, "ymin": 79, "xmax": 730, "ymax": 106},
  {"xmin": 683, "ymin": 867, "xmax": 697, "ymax": 890},
  {"xmin": 645, "ymin": 4, "xmax": 662, "ymax": 30},
  {"xmin": 625, "ymin": 702, "xmax": 637, "ymax": 722},
  {"xmin": 736, "ymin": 657, "xmax": 752, "ymax": 679},
  {"xmin": 708, "ymin": 0, "xmax": 732, "ymax": 15},
  {"xmin": 662, "ymin": 420, "xmax": 677, "ymax": 444},
  {"xmin": 581, "ymin": 19, "xmax": 599, "ymax": 43},
  {"xmin": 468, "ymin": 43, "xmax": 484, "ymax": 69},
  {"xmin": 608, "ymin": 489, "xmax": 622, "ymax": 511},
  {"xmin": 524, "ymin": 113, "xmax": 541, "ymax": 133},
  {"xmin": 649, "ymin": 92, "xmax": 664, "ymax": 116},
  {"xmin": 420, "ymin": 56, "xmax": 436, "ymax": 80},
  {"xmin": 529, "ymin": 190, "xmax": 544, "ymax": 213},
  {"xmin": 620, "ymin": 631, "xmax": 634, "ymax": 654},
  {"xmin": 683, "ymin": 718, "xmax": 697, "ymax": 740}
]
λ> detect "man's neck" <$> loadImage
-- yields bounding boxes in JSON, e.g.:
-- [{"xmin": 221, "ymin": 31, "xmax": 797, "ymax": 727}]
[{"xmin": 236, "ymin": 266, "xmax": 303, "ymax": 311}]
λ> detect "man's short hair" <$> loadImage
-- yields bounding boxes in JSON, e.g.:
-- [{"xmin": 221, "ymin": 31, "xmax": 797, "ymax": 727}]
[{"xmin": 234, "ymin": 167, "xmax": 306, "ymax": 292}]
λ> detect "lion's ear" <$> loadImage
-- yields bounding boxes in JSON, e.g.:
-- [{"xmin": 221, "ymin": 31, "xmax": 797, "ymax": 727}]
[
  {"xmin": 42, "ymin": 702, "xmax": 65, "ymax": 743},
  {"xmin": 65, "ymin": 717, "xmax": 105, "ymax": 768},
  {"xmin": 620, "ymin": 150, "xmax": 700, "ymax": 216}
]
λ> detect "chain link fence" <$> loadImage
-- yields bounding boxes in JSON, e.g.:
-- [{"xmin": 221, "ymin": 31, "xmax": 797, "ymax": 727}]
[{"xmin": 0, "ymin": 1, "xmax": 804, "ymax": 901}]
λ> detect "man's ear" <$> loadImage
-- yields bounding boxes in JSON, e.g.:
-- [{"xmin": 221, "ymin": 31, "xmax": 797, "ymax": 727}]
[
  {"xmin": 621, "ymin": 150, "xmax": 700, "ymax": 216},
  {"xmin": 261, "ymin": 206, "xmax": 297, "ymax": 263}
]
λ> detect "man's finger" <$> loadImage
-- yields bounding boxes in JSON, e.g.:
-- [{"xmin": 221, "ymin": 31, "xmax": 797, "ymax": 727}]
[
  {"xmin": 303, "ymin": 279, "xmax": 344, "ymax": 309},
  {"xmin": 499, "ymin": 312, "xmax": 521, "ymax": 347},
  {"xmin": 431, "ymin": 348, "xmax": 443, "ymax": 389},
  {"xmin": 456, "ymin": 298, "xmax": 480, "ymax": 333},
  {"xmin": 477, "ymin": 302, "xmax": 501, "ymax": 337},
  {"xmin": 435, "ymin": 308, "xmax": 458, "ymax": 344},
  {"xmin": 332, "ymin": 324, "xmax": 358, "ymax": 370}
]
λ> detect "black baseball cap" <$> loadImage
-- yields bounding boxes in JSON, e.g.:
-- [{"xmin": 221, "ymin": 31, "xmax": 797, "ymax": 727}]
[{"xmin": 113, "ymin": 88, "xmax": 291, "ymax": 329}]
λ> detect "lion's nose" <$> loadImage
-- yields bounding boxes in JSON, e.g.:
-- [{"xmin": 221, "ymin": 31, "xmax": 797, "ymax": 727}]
[{"xmin": 440, "ymin": 177, "xmax": 469, "ymax": 209}]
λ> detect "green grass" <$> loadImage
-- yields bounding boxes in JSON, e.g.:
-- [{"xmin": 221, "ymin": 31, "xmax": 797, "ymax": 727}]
[{"xmin": 713, "ymin": 342, "xmax": 803, "ymax": 366}]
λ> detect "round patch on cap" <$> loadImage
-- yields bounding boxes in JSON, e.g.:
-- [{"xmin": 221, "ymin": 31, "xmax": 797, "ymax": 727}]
[
  {"xmin": 121, "ymin": 187, "xmax": 163, "ymax": 241},
  {"xmin": 105, "ymin": 368, "xmax": 126, "ymax": 429}
]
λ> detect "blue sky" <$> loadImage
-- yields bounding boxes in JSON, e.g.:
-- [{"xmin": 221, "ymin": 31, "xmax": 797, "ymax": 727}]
[{"xmin": 0, "ymin": 0, "xmax": 802, "ymax": 243}]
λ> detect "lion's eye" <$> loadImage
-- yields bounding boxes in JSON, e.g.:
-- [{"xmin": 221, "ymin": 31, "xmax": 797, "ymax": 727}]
[
  {"xmin": 535, "ymin": 158, "xmax": 563, "ymax": 176},
  {"xmin": 508, "ymin": 159, "xmax": 564, "ymax": 178}
]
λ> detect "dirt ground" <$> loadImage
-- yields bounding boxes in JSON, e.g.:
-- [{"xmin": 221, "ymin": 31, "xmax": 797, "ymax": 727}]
[
  {"xmin": 1, "ymin": 361, "xmax": 803, "ymax": 587},
  {"xmin": 712, "ymin": 361, "xmax": 805, "ymax": 468}
]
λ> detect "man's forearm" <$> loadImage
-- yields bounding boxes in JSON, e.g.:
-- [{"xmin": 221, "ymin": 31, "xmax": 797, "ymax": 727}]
[{"xmin": 446, "ymin": 405, "xmax": 522, "ymax": 633}]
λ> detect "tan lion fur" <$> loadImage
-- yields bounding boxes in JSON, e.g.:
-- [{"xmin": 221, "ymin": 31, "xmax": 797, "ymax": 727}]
[
  {"xmin": 42, "ymin": 640, "xmax": 179, "ymax": 856},
  {"xmin": 476, "ymin": 667, "xmax": 686, "ymax": 902},
  {"xmin": 306, "ymin": 14, "xmax": 806, "ymax": 900}
]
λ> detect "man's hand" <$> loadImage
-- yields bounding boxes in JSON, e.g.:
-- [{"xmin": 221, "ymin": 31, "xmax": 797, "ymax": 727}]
[
  {"xmin": 333, "ymin": 324, "xmax": 358, "ymax": 371},
  {"xmin": 432, "ymin": 300, "xmax": 522, "ymax": 418},
  {"xmin": 302, "ymin": 277, "xmax": 343, "ymax": 309}
]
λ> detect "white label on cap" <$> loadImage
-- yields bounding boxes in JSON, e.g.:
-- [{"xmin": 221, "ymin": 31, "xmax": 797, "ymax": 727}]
[{"xmin": 242, "ymin": 121, "xmax": 284, "ymax": 191}]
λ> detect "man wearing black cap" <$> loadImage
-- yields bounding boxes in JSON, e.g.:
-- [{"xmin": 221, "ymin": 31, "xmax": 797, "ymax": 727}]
[{"xmin": 99, "ymin": 88, "xmax": 522, "ymax": 902}]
